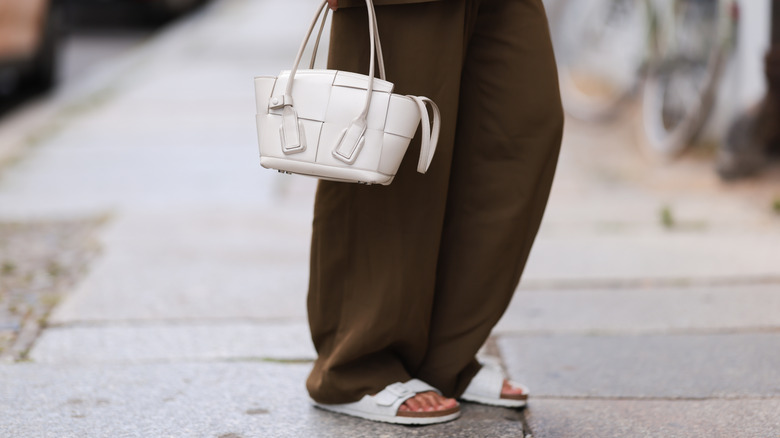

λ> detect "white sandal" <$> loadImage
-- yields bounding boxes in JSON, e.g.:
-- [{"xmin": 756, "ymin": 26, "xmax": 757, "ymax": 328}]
[
  {"xmin": 460, "ymin": 361, "xmax": 529, "ymax": 408},
  {"xmin": 312, "ymin": 379, "xmax": 461, "ymax": 425}
]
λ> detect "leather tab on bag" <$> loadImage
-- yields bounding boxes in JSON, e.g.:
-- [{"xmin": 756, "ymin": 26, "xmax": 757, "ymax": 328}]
[
  {"xmin": 269, "ymin": 94, "xmax": 293, "ymax": 110},
  {"xmin": 280, "ymin": 105, "xmax": 305, "ymax": 154},
  {"xmin": 332, "ymin": 120, "xmax": 367, "ymax": 164}
]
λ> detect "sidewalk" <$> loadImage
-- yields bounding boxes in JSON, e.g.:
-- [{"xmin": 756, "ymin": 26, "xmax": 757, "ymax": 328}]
[{"xmin": 1, "ymin": 0, "xmax": 779, "ymax": 436}]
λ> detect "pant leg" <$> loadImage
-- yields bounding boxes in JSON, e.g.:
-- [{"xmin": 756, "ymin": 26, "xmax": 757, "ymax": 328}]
[
  {"xmin": 306, "ymin": 0, "xmax": 563, "ymax": 404},
  {"xmin": 415, "ymin": 0, "xmax": 563, "ymax": 397},
  {"xmin": 306, "ymin": 1, "xmax": 472, "ymax": 404}
]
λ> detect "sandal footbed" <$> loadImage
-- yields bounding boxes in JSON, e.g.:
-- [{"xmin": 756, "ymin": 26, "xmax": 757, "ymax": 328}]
[
  {"xmin": 500, "ymin": 393, "xmax": 529, "ymax": 401},
  {"xmin": 397, "ymin": 405, "xmax": 461, "ymax": 418}
]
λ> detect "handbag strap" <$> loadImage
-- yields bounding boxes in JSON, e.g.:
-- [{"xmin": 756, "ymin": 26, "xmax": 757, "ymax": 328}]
[
  {"xmin": 309, "ymin": 7, "xmax": 386, "ymax": 81},
  {"xmin": 408, "ymin": 96, "xmax": 441, "ymax": 174},
  {"xmin": 308, "ymin": 8, "xmax": 330, "ymax": 70},
  {"xmin": 273, "ymin": 0, "xmax": 384, "ymax": 158}
]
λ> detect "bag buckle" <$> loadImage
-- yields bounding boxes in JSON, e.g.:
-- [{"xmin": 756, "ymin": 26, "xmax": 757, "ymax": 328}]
[{"xmin": 332, "ymin": 120, "xmax": 367, "ymax": 164}]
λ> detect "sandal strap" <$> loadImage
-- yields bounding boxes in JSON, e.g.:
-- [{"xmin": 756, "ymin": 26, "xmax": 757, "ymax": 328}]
[
  {"xmin": 372, "ymin": 379, "xmax": 438, "ymax": 407},
  {"xmin": 464, "ymin": 362, "xmax": 506, "ymax": 399}
]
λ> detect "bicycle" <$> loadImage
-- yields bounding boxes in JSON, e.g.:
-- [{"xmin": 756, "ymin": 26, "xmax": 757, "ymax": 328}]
[{"xmin": 548, "ymin": 0, "xmax": 740, "ymax": 158}]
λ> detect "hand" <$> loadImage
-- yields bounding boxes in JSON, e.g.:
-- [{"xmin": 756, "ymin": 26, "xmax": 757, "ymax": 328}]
[{"xmin": 327, "ymin": 0, "xmax": 338, "ymax": 10}]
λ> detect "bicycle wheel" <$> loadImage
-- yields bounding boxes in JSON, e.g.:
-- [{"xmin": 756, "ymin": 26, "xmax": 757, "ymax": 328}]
[
  {"xmin": 640, "ymin": 0, "xmax": 734, "ymax": 157},
  {"xmin": 551, "ymin": 0, "xmax": 649, "ymax": 121}
]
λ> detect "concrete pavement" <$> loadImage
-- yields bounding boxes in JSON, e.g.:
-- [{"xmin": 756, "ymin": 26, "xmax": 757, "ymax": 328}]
[{"xmin": 1, "ymin": 0, "xmax": 779, "ymax": 436}]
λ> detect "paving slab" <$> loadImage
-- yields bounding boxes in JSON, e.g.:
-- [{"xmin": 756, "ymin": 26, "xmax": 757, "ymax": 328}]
[
  {"xmin": 499, "ymin": 332, "xmax": 780, "ymax": 398},
  {"xmin": 521, "ymin": 232, "xmax": 780, "ymax": 286},
  {"xmin": 49, "ymin": 253, "xmax": 308, "ymax": 323},
  {"xmin": 525, "ymin": 398, "xmax": 780, "ymax": 438},
  {"xmin": 495, "ymin": 284, "xmax": 780, "ymax": 334},
  {"xmin": 49, "ymin": 206, "xmax": 780, "ymax": 324},
  {"xmin": 29, "ymin": 322, "xmax": 315, "ymax": 365},
  {"xmin": 0, "ymin": 362, "xmax": 526, "ymax": 438},
  {"xmin": 48, "ymin": 209, "xmax": 312, "ymax": 324},
  {"xmin": 542, "ymin": 176, "xmax": 780, "ymax": 231},
  {"xmin": 0, "ymin": 114, "xmax": 298, "ymax": 216}
]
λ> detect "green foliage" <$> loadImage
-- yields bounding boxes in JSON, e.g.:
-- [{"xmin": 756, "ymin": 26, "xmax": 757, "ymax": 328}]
[
  {"xmin": 660, "ymin": 205, "xmax": 675, "ymax": 229},
  {"xmin": 1, "ymin": 261, "xmax": 15, "ymax": 276}
]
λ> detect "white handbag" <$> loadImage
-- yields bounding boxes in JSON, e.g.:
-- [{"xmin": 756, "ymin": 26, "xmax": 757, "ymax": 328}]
[{"xmin": 254, "ymin": 0, "xmax": 440, "ymax": 185}]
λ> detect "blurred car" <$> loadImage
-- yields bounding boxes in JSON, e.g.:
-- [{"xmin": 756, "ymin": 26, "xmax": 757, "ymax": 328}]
[{"xmin": 0, "ymin": 0, "xmax": 58, "ymax": 94}]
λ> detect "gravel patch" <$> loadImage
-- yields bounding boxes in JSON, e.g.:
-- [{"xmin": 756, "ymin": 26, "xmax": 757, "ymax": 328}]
[{"xmin": 0, "ymin": 218, "xmax": 104, "ymax": 361}]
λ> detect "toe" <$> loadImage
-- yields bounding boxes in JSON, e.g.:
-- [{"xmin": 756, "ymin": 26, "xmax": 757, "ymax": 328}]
[
  {"xmin": 402, "ymin": 395, "xmax": 424, "ymax": 412},
  {"xmin": 401, "ymin": 391, "xmax": 458, "ymax": 414},
  {"xmin": 442, "ymin": 396, "xmax": 458, "ymax": 409},
  {"xmin": 501, "ymin": 379, "xmax": 527, "ymax": 397},
  {"xmin": 420, "ymin": 392, "xmax": 440, "ymax": 410}
]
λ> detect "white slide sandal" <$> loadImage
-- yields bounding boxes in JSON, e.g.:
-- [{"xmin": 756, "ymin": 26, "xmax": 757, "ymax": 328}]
[
  {"xmin": 312, "ymin": 379, "xmax": 461, "ymax": 425},
  {"xmin": 460, "ymin": 361, "xmax": 529, "ymax": 408}
]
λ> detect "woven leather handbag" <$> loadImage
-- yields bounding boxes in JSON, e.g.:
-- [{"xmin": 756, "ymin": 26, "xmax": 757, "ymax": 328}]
[{"xmin": 254, "ymin": 0, "xmax": 440, "ymax": 185}]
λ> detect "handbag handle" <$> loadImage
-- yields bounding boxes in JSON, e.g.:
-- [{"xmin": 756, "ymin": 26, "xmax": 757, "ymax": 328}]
[
  {"xmin": 308, "ymin": 7, "xmax": 386, "ymax": 81},
  {"xmin": 291, "ymin": 0, "xmax": 385, "ymax": 86},
  {"xmin": 271, "ymin": 0, "xmax": 383, "ymax": 158},
  {"xmin": 271, "ymin": 0, "xmax": 439, "ymax": 175}
]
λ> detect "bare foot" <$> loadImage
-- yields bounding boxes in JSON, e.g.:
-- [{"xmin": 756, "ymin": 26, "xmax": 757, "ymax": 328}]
[
  {"xmin": 397, "ymin": 391, "xmax": 458, "ymax": 413},
  {"xmin": 501, "ymin": 379, "xmax": 527, "ymax": 398}
]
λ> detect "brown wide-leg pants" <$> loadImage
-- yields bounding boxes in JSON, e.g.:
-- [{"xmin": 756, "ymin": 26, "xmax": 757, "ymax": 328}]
[{"xmin": 307, "ymin": 0, "xmax": 563, "ymax": 404}]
